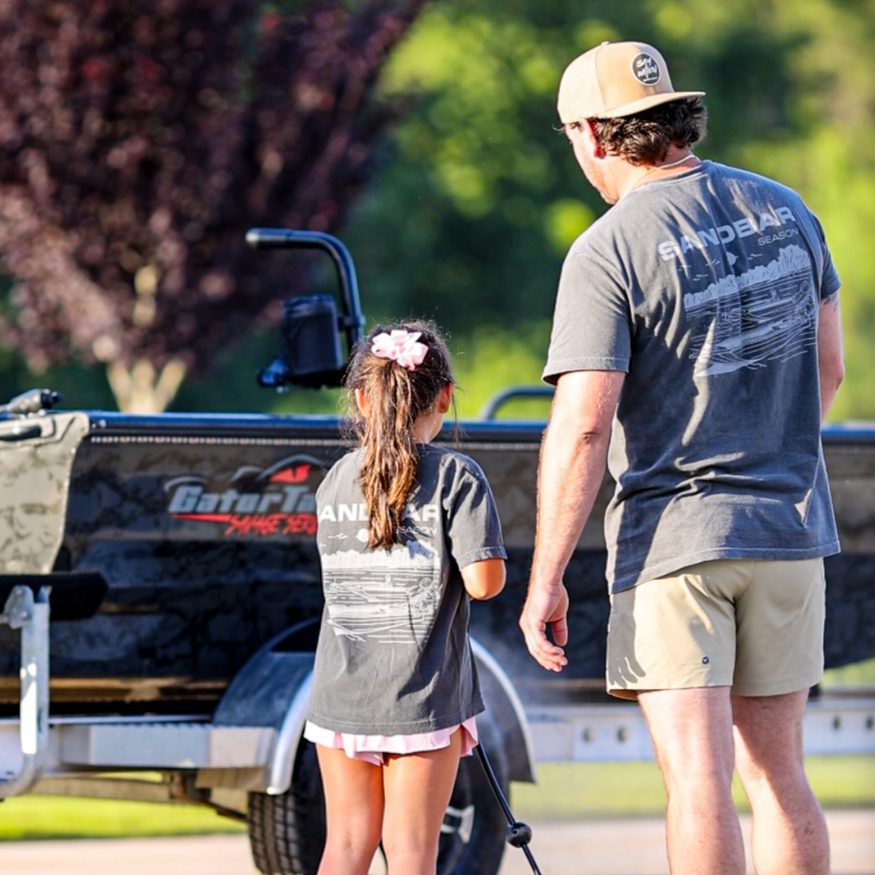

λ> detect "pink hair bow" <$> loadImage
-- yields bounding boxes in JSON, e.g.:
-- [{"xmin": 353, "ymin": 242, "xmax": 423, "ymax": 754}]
[{"xmin": 370, "ymin": 329, "xmax": 428, "ymax": 371}]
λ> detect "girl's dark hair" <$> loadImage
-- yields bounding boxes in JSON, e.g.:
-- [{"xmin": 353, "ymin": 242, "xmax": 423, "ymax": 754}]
[
  {"xmin": 344, "ymin": 320, "xmax": 454, "ymax": 549},
  {"xmin": 591, "ymin": 97, "xmax": 707, "ymax": 166}
]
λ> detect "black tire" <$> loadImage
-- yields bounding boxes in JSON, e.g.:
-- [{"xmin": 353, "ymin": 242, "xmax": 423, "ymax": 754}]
[
  {"xmin": 248, "ymin": 739, "xmax": 325, "ymax": 875},
  {"xmin": 246, "ymin": 716, "xmax": 509, "ymax": 875}
]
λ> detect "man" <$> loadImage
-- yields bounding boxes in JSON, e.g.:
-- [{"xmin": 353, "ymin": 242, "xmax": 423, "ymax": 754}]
[{"xmin": 519, "ymin": 40, "xmax": 844, "ymax": 875}]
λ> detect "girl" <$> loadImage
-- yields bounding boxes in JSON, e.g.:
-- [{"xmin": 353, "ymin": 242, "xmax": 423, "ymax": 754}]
[{"xmin": 304, "ymin": 321, "xmax": 507, "ymax": 875}]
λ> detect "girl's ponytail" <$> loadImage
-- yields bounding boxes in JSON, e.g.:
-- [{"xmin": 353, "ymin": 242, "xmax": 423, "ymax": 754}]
[{"xmin": 345, "ymin": 321, "xmax": 454, "ymax": 549}]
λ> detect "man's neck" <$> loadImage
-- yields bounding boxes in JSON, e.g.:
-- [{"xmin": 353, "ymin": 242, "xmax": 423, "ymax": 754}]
[{"xmin": 616, "ymin": 148, "xmax": 700, "ymax": 200}]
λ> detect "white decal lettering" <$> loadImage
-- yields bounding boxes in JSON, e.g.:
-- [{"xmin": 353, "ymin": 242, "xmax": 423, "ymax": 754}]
[
  {"xmin": 281, "ymin": 486, "xmax": 308, "ymax": 513},
  {"xmin": 258, "ymin": 493, "xmax": 283, "ymax": 513},
  {"xmin": 195, "ymin": 493, "xmax": 219, "ymax": 513},
  {"xmin": 339, "ymin": 504, "xmax": 358, "ymax": 522},
  {"xmin": 406, "ymin": 504, "xmax": 440, "ymax": 523},
  {"xmin": 733, "ymin": 218, "xmax": 757, "ymax": 238},
  {"xmin": 168, "ymin": 485, "xmax": 202, "ymax": 514},
  {"xmin": 758, "ymin": 228, "xmax": 800, "ymax": 246},
  {"xmin": 654, "ymin": 205, "xmax": 801, "ymax": 264},
  {"xmin": 218, "ymin": 490, "xmax": 239, "ymax": 513},
  {"xmin": 236, "ymin": 493, "xmax": 260, "ymax": 514},
  {"xmin": 658, "ymin": 241, "xmax": 680, "ymax": 261}
]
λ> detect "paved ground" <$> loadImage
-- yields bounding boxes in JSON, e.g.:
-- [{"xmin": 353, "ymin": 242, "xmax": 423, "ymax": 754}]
[
  {"xmin": 499, "ymin": 810, "xmax": 875, "ymax": 875},
  {"xmin": 0, "ymin": 809, "xmax": 872, "ymax": 874}
]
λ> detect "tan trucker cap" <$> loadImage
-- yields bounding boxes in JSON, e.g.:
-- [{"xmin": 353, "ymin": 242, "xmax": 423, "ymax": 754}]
[{"xmin": 557, "ymin": 41, "xmax": 705, "ymax": 123}]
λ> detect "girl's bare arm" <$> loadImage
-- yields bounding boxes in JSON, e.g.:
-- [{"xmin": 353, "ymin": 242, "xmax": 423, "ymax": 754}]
[{"xmin": 461, "ymin": 558, "xmax": 506, "ymax": 600}]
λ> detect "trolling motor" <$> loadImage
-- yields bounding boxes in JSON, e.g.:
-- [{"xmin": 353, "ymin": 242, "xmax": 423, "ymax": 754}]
[
  {"xmin": 246, "ymin": 228, "xmax": 366, "ymax": 390},
  {"xmin": 0, "ymin": 389, "xmax": 62, "ymax": 417},
  {"xmin": 476, "ymin": 744, "xmax": 543, "ymax": 874}
]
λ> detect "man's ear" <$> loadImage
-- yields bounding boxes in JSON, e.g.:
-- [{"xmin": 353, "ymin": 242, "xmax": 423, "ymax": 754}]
[
  {"xmin": 436, "ymin": 382, "xmax": 454, "ymax": 415},
  {"xmin": 583, "ymin": 119, "xmax": 606, "ymax": 160}
]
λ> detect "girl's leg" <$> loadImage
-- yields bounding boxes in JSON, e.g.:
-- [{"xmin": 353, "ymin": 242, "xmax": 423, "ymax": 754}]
[
  {"xmin": 381, "ymin": 730, "xmax": 462, "ymax": 875},
  {"xmin": 315, "ymin": 745, "xmax": 384, "ymax": 875}
]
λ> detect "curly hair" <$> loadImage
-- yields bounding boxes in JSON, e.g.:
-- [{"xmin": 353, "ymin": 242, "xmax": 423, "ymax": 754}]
[{"xmin": 590, "ymin": 97, "xmax": 707, "ymax": 166}]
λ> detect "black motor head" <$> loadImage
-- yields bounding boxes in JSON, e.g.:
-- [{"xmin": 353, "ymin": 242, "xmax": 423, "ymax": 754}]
[{"xmin": 258, "ymin": 295, "xmax": 346, "ymax": 390}]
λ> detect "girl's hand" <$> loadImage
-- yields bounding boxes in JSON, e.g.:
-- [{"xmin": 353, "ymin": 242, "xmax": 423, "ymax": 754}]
[{"xmin": 461, "ymin": 558, "xmax": 506, "ymax": 600}]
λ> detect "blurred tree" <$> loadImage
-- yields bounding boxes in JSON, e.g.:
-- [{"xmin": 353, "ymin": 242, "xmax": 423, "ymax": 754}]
[
  {"xmin": 0, "ymin": 0, "xmax": 425, "ymax": 411},
  {"xmin": 341, "ymin": 0, "xmax": 800, "ymax": 328},
  {"xmin": 339, "ymin": 0, "xmax": 875, "ymax": 419}
]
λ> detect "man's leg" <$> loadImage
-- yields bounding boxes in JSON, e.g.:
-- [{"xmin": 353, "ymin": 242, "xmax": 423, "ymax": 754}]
[
  {"xmin": 732, "ymin": 690, "xmax": 829, "ymax": 875},
  {"xmin": 638, "ymin": 687, "xmax": 745, "ymax": 875}
]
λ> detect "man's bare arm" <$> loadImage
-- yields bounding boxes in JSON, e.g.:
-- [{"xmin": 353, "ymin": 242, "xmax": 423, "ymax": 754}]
[
  {"xmin": 519, "ymin": 370, "xmax": 625, "ymax": 671},
  {"xmin": 818, "ymin": 293, "xmax": 844, "ymax": 421}
]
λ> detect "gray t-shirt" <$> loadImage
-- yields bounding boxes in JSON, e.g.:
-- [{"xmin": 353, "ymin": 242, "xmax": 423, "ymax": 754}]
[
  {"xmin": 543, "ymin": 160, "xmax": 841, "ymax": 593},
  {"xmin": 307, "ymin": 444, "xmax": 507, "ymax": 735}
]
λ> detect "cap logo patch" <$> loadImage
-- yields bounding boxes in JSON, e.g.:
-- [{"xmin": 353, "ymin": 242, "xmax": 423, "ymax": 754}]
[{"xmin": 631, "ymin": 52, "xmax": 661, "ymax": 86}]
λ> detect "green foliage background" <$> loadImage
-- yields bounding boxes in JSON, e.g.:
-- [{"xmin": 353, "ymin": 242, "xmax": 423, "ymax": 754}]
[
  {"xmin": 338, "ymin": 0, "xmax": 875, "ymax": 421},
  {"xmin": 2, "ymin": 0, "xmax": 874, "ymax": 420}
]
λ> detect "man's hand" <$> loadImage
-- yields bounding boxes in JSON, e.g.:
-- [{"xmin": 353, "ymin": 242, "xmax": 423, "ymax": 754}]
[{"xmin": 519, "ymin": 583, "xmax": 570, "ymax": 672}]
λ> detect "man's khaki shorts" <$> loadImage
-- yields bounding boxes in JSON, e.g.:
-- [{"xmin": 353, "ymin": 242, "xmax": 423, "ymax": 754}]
[{"xmin": 606, "ymin": 558, "xmax": 825, "ymax": 700}]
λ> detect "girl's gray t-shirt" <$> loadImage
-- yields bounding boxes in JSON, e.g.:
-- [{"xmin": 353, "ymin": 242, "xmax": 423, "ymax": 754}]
[
  {"xmin": 307, "ymin": 444, "xmax": 507, "ymax": 735},
  {"xmin": 544, "ymin": 160, "xmax": 841, "ymax": 593}
]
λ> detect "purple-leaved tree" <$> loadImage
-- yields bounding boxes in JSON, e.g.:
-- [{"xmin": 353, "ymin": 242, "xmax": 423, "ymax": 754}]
[{"xmin": 0, "ymin": 0, "xmax": 426, "ymax": 410}]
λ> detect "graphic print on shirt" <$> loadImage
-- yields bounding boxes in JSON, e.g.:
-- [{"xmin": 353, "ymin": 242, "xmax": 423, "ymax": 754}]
[
  {"xmin": 683, "ymin": 244, "xmax": 816, "ymax": 377},
  {"xmin": 319, "ymin": 539, "xmax": 442, "ymax": 645}
]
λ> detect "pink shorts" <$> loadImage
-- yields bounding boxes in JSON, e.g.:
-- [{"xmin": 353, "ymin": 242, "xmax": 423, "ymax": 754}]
[{"xmin": 303, "ymin": 716, "xmax": 480, "ymax": 766}]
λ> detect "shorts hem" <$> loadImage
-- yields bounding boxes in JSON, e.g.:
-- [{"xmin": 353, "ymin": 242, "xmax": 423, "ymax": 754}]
[
  {"xmin": 304, "ymin": 718, "xmax": 479, "ymax": 766},
  {"xmin": 731, "ymin": 672, "xmax": 823, "ymax": 698},
  {"xmin": 607, "ymin": 672, "xmax": 733, "ymax": 700},
  {"xmin": 608, "ymin": 672, "xmax": 823, "ymax": 700}
]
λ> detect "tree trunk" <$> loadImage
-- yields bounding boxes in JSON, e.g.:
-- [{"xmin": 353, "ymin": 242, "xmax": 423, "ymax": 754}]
[{"xmin": 106, "ymin": 359, "xmax": 187, "ymax": 413}]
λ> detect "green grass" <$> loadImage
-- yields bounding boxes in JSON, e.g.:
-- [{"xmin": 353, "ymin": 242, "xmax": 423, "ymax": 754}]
[
  {"xmin": 822, "ymin": 657, "xmax": 875, "ymax": 688},
  {"xmin": 0, "ymin": 796, "xmax": 246, "ymax": 842},
  {"xmin": 511, "ymin": 755, "xmax": 875, "ymax": 821},
  {"xmin": 1, "ymin": 755, "xmax": 872, "ymax": 840}
]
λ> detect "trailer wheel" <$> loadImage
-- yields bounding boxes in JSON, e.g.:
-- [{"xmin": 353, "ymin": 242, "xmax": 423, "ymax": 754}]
[
  {"xmin": 248, "ymin": 738, "xmax": 325, "ymax": 875},
  {"xmin": 247, "ymin": 716, "xmax": 508, "ymax": 875}
]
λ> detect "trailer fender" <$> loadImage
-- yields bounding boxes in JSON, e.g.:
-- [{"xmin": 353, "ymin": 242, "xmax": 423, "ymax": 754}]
[{"xmin": 211, "ymin": 621, "xmax": 316, "ymax": 794}]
